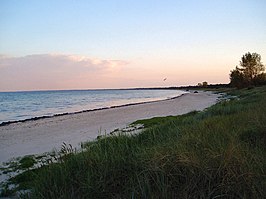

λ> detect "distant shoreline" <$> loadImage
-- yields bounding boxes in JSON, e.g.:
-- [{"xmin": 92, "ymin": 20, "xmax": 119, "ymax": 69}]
[{"xmin": 0, "ymin": 83, "xmax": 229, "ymax": 93}]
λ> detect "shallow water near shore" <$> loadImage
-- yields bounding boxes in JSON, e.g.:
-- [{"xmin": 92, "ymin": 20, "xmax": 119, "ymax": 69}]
[{"xmin": 0, "ymin": 89, "xmax": 185, "ymax": 124}]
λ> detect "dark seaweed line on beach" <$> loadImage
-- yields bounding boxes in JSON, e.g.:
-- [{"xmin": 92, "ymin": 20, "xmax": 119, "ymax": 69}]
[{"xmin": 0, "ymin": 93, "xmax": 187, "ymax": 127}]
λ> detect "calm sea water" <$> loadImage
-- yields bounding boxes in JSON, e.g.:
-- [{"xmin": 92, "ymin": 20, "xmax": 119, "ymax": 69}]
[{"xmin": 0, "ymin": 89, "xmax": 186, "ymax": 124}]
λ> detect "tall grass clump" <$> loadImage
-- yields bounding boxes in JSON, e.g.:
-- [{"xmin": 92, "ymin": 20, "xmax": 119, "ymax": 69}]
[{"xmin": 22, "ymin": 86, "xmax": 266, "ymax": 198}]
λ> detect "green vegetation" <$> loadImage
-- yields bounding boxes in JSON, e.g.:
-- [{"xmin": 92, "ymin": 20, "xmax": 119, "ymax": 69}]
[
  {"xmin": 0, "ymin": 155, "xmax": 35, "ymax": 176},
  {"xmin": 0, "ymin": 154, "xmax": 58, "ymax": 197},
  {"xmin": 19, "ymin": 156, "xmax": 36, "ymax": 170},
  {"xmin": 230, "ymin": 52, "xmax": 266, "ymax": 88},
  {"xmin": 4, "ymin": 86, "xmax": 266, "ymax": 198}
]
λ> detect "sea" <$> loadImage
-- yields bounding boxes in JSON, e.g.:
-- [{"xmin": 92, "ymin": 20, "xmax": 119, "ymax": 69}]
[{"xmin": 0, "ymin": 89, "xmax": 186, "ymax": 124}]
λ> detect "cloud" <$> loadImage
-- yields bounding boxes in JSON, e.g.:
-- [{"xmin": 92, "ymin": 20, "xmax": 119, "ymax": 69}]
[
  {"xmin": 0, "ymin": 54, "xmax": 129, "ymax": 91},
  {"xmin": 0, "ymin": 54, "xmax": 128, "ymax": 70}
]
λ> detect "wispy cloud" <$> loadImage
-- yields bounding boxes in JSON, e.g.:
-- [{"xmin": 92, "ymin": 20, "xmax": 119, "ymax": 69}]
[{"xmin": 0, "ymin": 54, "xmax": 129, "ymax": 91}]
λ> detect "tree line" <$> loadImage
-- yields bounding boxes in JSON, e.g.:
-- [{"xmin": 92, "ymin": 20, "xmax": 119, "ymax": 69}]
[{"xmin": 230, "ymin": 52, "xmax": 266, "ymax": 88}]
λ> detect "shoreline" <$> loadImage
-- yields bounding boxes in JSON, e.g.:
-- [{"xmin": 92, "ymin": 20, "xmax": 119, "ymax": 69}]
[
  {"xmin": 0, "ymin": 93, "xmax": 187, "ymax": 127},
  {"xmin": 0, "ymin": 91, "xmax": 221, "ymax": 163}
]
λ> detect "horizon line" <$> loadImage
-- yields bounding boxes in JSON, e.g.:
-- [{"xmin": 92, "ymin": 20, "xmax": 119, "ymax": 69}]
[{"xmin": 0, "ymin": 83, "xmax": 229, "ymax": 93}]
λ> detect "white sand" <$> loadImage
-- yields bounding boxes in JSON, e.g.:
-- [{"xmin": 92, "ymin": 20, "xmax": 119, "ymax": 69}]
[{"xmin": 0, "ymin": 91, "xmax": 220, "ymax": 163}]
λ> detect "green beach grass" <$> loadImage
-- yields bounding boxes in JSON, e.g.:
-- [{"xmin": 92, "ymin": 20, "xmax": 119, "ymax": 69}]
[{"xmin": 2, "ymin": 86, "xmax": 266, "ymax": 198}]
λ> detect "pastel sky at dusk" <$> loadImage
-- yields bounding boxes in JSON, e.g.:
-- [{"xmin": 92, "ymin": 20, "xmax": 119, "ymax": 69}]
[{"xmin": 0, "ymin": 0, "xmax": 266, "ymax": 91}]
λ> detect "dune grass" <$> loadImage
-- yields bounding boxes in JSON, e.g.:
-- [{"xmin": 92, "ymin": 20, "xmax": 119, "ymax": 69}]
[{"xmin": 9, "ymin": 86, "xmax": 266, "ymax": 198}]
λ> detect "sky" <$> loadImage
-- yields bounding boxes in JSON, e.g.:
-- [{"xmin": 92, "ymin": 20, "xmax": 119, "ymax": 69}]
[{"xmin": 0, "ymin": 0, "xmax": 266, "ymax": 91}]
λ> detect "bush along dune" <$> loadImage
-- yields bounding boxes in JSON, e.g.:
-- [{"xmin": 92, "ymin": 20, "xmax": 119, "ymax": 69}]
[{"xmin": 3, "ymin": 86, "xmax": 266, "ymax": 198}]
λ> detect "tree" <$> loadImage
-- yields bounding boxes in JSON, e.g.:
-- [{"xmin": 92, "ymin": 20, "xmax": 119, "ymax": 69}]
[
  {"xmin": 202, "ymin": 81, "xmax": 208, "ymax": 87},
  {"xmin": 230, "ymin": 66, "xmax": 246, "ymax": 88},
  {"xmin": 197, "ymin": 82, "xmax": 208, "ymax": 87},
  {"xmin": 230, "ymin": 52, "xmax": 265, "ymax": 88},
  {"xmin": 253, "ymin": 73, "xmax": 266, "ymax": 85},
  {"xmin": 240, "ymin": 52, "xmax": 264, "ymax": 82},
  {"xmin": 198, "ymin": 83, "xmax": 202, "ymax": 87}
]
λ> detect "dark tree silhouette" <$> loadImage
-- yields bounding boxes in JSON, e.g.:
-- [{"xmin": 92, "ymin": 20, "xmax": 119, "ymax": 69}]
[
  {"xmin": 202, "ymin": 81, "xmax": 208, "ymax": 87},
  {"xmin": 230, "ymin": 52, "xmax": 265, "ymax": 88},
  {"xmin": 230, "ymin": 66, "xmax": 246, "ymax": 88},
  {"xmin": 240, "ymin": 52, "xmax": 264, "ymax": 82}
]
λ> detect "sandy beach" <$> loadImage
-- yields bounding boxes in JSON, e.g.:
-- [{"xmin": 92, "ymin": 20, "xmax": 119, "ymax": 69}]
[{"xmin": 0, "ymin": 91, "xmax": 220, "ymax": 163}]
